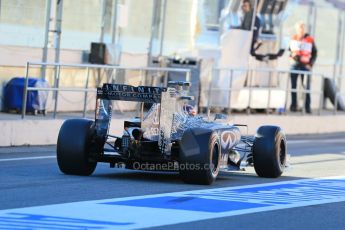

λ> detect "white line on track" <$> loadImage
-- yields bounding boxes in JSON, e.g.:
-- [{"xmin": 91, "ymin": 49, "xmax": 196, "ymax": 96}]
[
  {"xmin": 0, "ymin": 156, "xmax": 56, "ymax": 162},
  {"xmin": 288, "ymin": 139, "xmax": 345, "ymax": 144}
]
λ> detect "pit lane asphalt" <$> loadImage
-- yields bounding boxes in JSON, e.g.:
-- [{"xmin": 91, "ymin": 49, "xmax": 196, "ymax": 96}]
[{"xmin": 0, "ymin": 133, "xmax": 345, "ymax": 229}]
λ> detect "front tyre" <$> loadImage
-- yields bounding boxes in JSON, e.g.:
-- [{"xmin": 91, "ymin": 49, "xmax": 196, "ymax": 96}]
[
  {"xmin": 252, "ymin": 125, "xmax": 287, "ymax": 178},
  {"xmin": 57, "ymin": 119, "xmax": 97, "ymax": 176}
]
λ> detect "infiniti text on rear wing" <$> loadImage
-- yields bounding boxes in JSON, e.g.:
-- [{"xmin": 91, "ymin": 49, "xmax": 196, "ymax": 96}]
[{"xmin": 97, "ymin": 83, "xmax": 166, "ymax": 103}]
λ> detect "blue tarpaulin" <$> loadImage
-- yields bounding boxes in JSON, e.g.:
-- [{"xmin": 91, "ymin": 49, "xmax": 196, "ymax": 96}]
[{"xmin": 4, "ymin": 77, "xmax": 49, "ymax": 112}]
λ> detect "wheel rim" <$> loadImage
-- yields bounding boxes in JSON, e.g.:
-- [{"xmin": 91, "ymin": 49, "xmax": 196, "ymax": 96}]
[
  {"xmin": 279, "ymin": 139, "xmax": 286, "ymax": 168},
  {"xmin": 211, "ymin": 142, "xmax": 219, "ymax": 174}
]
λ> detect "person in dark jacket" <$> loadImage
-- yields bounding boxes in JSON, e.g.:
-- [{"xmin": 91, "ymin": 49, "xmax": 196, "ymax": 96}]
[
  {"xmin": 240, "ymin": 0, "xmax": 261, "ymax": 55},
  {"xmin": 241, "ymin": 0, "xmax": 254, "ymax": 30},
  {"xmin": 289, "ymin": 21, "xmax": 317, "ymax": 113}
]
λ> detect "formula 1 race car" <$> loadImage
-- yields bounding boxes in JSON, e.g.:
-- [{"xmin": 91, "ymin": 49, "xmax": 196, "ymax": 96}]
[{"xmin": 57, "ymin": 81, "xmax": 287, "ymax": 185}]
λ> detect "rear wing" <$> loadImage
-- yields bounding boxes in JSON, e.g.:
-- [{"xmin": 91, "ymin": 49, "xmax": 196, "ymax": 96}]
[
  {"xmin": 96, "ymin": 82, "xmax": 193, "ymax": 155},
  {"xmin": 97, "ymin": 83, "xmax": 167, "ymax": 103}
]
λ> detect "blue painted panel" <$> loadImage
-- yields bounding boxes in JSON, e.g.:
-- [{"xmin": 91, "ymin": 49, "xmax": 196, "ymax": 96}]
[
  {"xmin": 0, "ymin": 213, "xmax": 133, "ymax": 230},
  {"xmin": 103, "ymin": 196, "xmax": 270, "ymax": 213},
  {"xmin": 102, "ymin": 179, "xmax": 345, "ymax": 213}
]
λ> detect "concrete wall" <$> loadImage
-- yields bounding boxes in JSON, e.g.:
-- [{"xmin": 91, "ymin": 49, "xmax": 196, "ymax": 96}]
[{"xmin": 1, "ymin": 115, "xmax": 345, "ymax": 146}]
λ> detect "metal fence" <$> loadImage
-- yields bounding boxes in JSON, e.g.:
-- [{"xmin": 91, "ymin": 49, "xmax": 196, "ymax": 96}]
[
  {"xmin": 21, "ymin": 62, "xmax": 191, "ymax": 119},
  {"xmin": 21, "ymin": 62, "xmax": 345, "ymax": 120},
  {"xmin": 205, "ymin": 67, "xmax": 345, "ymax": 116}
]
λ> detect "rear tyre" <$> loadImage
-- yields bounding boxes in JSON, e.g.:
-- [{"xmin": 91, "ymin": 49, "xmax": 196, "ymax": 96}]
[
  {"xmin": 252, "ymin": 125, "xmax": 287, "ymax": 178},
  {"xmin": 57, "ymin": 119, "xmax": 97, "ymax": 176},
  {"xmin": 179, "ymin": 128, "xmax": 221, "ymax": 185}
]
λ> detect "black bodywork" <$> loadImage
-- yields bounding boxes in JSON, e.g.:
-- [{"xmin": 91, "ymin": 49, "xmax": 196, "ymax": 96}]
[
  {"xmin": 57, "ymin": 81, "xmax": 287, "ymax": 184},
  {"xmin": 90, "ymin": 82, "xmax": 249, "ymax": 170}
]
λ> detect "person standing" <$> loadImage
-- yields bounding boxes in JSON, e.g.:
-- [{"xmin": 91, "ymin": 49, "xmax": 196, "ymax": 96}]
[
  {"xmin": 240, "ymin": 0, "xmax": 261, "ymax": 55},
  {"xmin": 289, "ymin": 21, "xmax": 317, "ymax": 113},
  {"xmin": 241, "ymin": 0, "xmax": 255, "ymax": 30}
]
